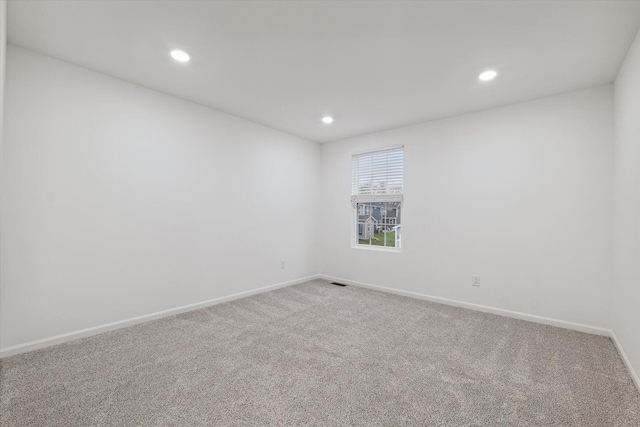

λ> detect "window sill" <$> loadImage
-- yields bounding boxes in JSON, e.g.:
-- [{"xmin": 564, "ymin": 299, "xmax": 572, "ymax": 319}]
[{"xmin": 351, "ymin": 245, "xmax": 403, "ymax": 254}]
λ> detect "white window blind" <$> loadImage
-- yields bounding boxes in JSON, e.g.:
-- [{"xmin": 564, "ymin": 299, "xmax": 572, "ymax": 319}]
[{"xmin": 351, "ymin": 146, "xmax": 403, "ymax": 203}]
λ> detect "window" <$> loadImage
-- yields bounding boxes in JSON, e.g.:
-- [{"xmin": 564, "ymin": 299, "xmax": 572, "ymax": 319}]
[{"xmin": 351, "ymin": 146, "xmax": 403, "ymax": 250}]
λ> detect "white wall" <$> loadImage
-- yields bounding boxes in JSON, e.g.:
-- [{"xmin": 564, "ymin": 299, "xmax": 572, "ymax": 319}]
[
  {"xmin": 0, "ymin": 0, "xmax": 5, "ymax": 129},
  {"xmin": 612, "ymin": 28, "xmax": 640, "ymax": 383},
  {"xmin": 0, "ymin": 0, "xmax": 6, "ymax": 349},
  {"xmin": 0, "ymin": 43, "xmax": 625, "ymax": 358},
  {"xmin": 320, "ymin": 86, "xmax": 614, "ymax": 329},
  {"xmin": 0, "ymin": 46, "xmax": 320, "ymax": 351}
]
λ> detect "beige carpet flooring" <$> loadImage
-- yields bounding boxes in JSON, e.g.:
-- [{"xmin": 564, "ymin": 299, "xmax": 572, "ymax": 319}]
[{"xmin": 1, "ymin": 279, "xmax": 639, "ymax": 426}]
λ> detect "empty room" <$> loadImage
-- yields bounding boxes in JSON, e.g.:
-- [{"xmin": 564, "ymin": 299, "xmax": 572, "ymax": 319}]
[{"xmin": 1, "ymin": 0, "xmax": 639, "ymax": 425}]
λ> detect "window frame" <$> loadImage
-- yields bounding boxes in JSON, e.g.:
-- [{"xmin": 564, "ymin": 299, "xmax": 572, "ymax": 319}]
[{"xmin": 350, "ymin": 146, "xmax": 404, "ymax": 253}]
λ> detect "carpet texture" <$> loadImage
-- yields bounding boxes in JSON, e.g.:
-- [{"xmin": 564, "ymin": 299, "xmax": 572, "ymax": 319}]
[{"xmin": 1, "ymin": 279, "xmax": 639, "ymax": 426}]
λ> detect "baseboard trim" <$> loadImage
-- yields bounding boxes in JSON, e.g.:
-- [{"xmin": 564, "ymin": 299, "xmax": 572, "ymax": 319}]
[
  {"xmin": 4, "ymin": 273, "xmax": 638, "ymax": 393},
  {"xmin": 318, "ymin": 275, "xmax": 610, "ymax": 336},
  {"xmin": 609, "ymin": 330, "xmax": 640, "ymax": 392},
  {"xmin": 319, "ymin": 274, "xmax": 640, "ymax": 390},
  {"xmin": 0, "ymin": 275, "xmax": 319, "ymax": 358}
]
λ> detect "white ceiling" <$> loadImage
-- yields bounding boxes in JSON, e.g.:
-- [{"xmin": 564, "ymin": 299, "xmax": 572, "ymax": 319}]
[{"xmin": 7, "ymin": 1, "xmax": 640, "ymax": 143}]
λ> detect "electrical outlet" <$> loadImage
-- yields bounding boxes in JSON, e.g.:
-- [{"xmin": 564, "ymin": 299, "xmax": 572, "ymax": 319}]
[
  {"xmin": 280, "ymin": 260, "xmax": 286, "ymax": 269},
  {"xmin": 472, "ymin": 275, "xmax": 480, "ymax": 287}
]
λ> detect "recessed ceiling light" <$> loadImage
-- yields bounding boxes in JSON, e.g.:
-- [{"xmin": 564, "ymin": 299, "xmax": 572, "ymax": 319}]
[
  {"xmin": 478, "ymin": 70, "xmax": 497, "ymax": 81},
  {"xmin": 322, "ymin": 116, "xmax": 334, "ymax": 124},
  {"xmin": 170, "ymin": 50, "xmax": 190, "ymax": 63}
]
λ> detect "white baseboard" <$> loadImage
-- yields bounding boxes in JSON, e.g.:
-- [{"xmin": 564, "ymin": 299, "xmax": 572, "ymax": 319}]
[
  {"xmin": 0, "ymin": 275, "xmax": 319, "ymax": 358},
  {"xmin": 4, "ymin": 273, "xmax": 638, "ymax": 394},
  {"xmin": 319, "ymin": 275, "xmax": 611, "ymax": 336},
  {"xmin": 320, "ymin": 274, "xmax": 640, "ymax": 391},
  {"xmin": 609, "ymin": 330, "xmax": 640, "ymax": 393}
]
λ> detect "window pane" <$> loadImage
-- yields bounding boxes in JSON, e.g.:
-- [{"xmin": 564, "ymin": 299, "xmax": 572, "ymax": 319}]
[{"xmin": 356, "ymin": 202, "xmax": 401, "ymax": 249}]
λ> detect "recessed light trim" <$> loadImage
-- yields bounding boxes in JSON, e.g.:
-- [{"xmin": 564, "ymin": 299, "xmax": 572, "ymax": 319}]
[
  {"xmin": 478, "ymin": 70, "xmax": 497, "ymax": 81},
  {"xmin": 170, "ymin": 50, "xmax": 190, "ymax": 63},
  {"xmin": 322, "ymin": 116, "xmax": 334, "ymax": 124}
]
